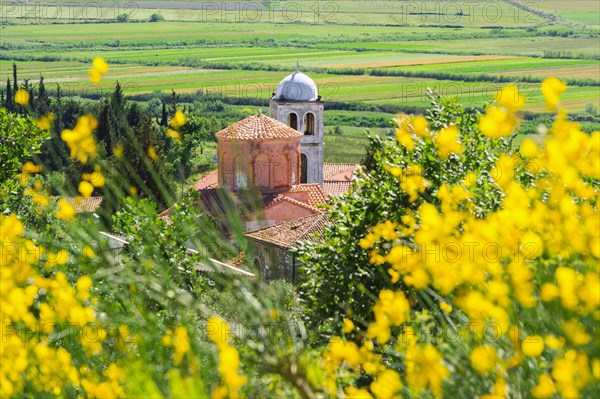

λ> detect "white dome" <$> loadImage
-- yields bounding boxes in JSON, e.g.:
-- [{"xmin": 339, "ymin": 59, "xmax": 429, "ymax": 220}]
[{"xmin": 274, "ymin": 71, "xmax": 318, "ymax": 102}]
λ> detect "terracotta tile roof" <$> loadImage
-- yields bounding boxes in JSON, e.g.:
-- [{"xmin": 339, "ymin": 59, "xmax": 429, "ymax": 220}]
[
  {"xmin": 193, "ymin": 170, "xmax": 218, "ymax": 190},
  {"xmin": 161, "ymin": 184, "xmax": 328, "ymax": 223},
  {"xmin": 245, "ymin": 213, "xmax": 329, "ymax": 248},
  {"xmin": 322, "ymin": 181, "xmax": 353, "ymax": 197},
  {"xmin": 263, "ymin": 195, "xmax": 322, "ymax": 214},
  {"xmin": 63, "ymin": 197, "xmax": 103, "ymax": 213},
  {"xmin": 284, "ymin": 184, "xmax": 329, "ymax": 206},
  {"xmin": 215, "ymin": 114, "xmax": 302, "ymax": 141},
  {"xmin": 323, "ymin": 163, "xmax": 359, "ymax": 181}
]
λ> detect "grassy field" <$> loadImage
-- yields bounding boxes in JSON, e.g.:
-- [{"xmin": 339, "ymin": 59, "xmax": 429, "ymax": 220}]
[
  {"xmin": 1, "ymin": 1, "xmax": 551, "ymax": 27},
  {"xmin": 1, "ymin": 1, "xmax": 598, "ymax": 163},
  {"xmin": 320, "ymin": 36, "xmax": 600, "ymax": 58},
  {"xmin": 324, "ymin": 126, "xmax": 387, "ymax": 163},
  {"xmin": 534, "ymin": 0, "xmax": 600, "ymax": 26}
]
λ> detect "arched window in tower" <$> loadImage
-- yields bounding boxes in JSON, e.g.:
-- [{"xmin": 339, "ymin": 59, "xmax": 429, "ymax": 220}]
[
  {"xmin": 304, "ymin": 112, "xmax": 315, "ymax": 135},
  {"xmin": 300, "ymin": 153, "xmax": 308, "ymax": 184},
  {"xmin": 272, "ymin": 153, "xmax": 289, "ymax": 189},
  {"xmin": 253, "ymin": 152, "xmax": 270, "ymax": 190},
  {"xmin": 287, "ymin": 113, "xmax": 298, "ymax": 130},
  {"xmin": 234, "ymin": 154, "xmax": 249, "ymax": 189}
]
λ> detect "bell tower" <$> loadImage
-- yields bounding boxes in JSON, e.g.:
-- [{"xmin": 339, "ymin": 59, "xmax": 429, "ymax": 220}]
[{"xmin": 269, "ymin": 69, "xmax": 324, "ymax": 185}]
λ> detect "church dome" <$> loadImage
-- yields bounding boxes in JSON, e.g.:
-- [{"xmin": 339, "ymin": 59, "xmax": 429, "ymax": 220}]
[{"xmin": 274, "ymin": 71, "xmax": 318, "ymax": 102}]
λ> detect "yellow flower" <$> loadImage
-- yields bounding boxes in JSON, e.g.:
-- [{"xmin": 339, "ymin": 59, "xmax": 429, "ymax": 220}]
[
  {"xmin": 36, "ymin": 113, "xmax": 55, "ymax": 130},
  {"xmin": 23, "ymin": 161, "xmax": 42, "ymax": 174},
  {"xmin": 14, "ymin": 89, "xmax": 30, "ymax": 106},
  {"xmin": 436, "ymin": 125, "xmax": 462, "ymax": 159},
  {"xmin": 170, "ymin": 110, "xmax": 187, "ymax": 130},
  {"xmin": 405, "ymin": 343, "xmax": 449, "ymax": 396},
  {"xmin": 542, "ymin": 77, "xmax": 567, "ymax": 111},
  {"xmin": 470, "ymin": 345, "xmax": 497, "ymax": 374},
  {"xmin": 479, "ymin": 106, "xmax": 518, "ymax": 138},
  {"xmin": 172, "ymin": 326, "xmax": 190, "ymax": 365},
  {"xmin": 495, "ymin": 83, "xmax": 525, "ymax": 111},
  {"xmin": 32, "ymin": 194, "xmax": 49, "ymax": 207},
  {"xmin": 531, "ymin": 374, "xmax": 555, "ymax": 399},
  {"xmin": 343, "ymin": 318, "xmax": 355, "ymax": 334},
  {"xmin": 520, "ymin": 138, "xmax": 539, "ymax": 158},
  {"xmin": 540, "ymin": 283, "xmax": 559, "ymax": 302},
  {"xmin": 46, "ymin": 249, "xmax": 69, "ymax": 267},
  {"xmin": 93, "ymin": 57, "xmax": 109, "ymax": 74},
  {"xmin": 0, "ymin": 213, "xmax": 24, "ymax": 240},
  {"xmin": 412, "ymin": 115, "xmax": 429, "ymax": 138},
  {"xmin": 82, "ymin": 166, "xmax": 105, "ymax": 187},
  {"xmin": 544, "ymin": 335, "xmax": 565, "ymax": 350},
  {"xmin": 77, "ymin": 275, "xmax": 93, "ymax": 300},
  {"xmin": 212, "ymin": 386, "xmax": 228, "ymax": 399},
  {"xmin": 562, "ymin": 320, "xmax": 590, "ymax": 345},
  {"xmin": 207, "ymin": 316, "xmax": 231, "ymax": 346},
  {"xmin": 167, "ymin": 129, "xmax": 182, "ymax": 143},
  {"xmin": 439, "ymin": 302, "xmax": 452, "ymax": 313},
  {"xmin": 147, "ymin": 146, "xmax": 158, "ymax": 160},
  {"xmin": 556, "ymin": 267, "xmax": 578, "ymax": 309},
  {"xmin": 522, "ymin": 335, "xmax": 544, "ymax": 357},
  {"xmin": 345, "ymin": 387, "xmax": 374, "ymax": 399},
  {"xmin": 395, "ymin": 126, "xmax": 414, "ymax": 150},
  {"xmin": 88, "ymin": 68, "xmax": 102, "ymax": 84},
  {"xmin": 326, "ymin": 337, "xmax": 361, "ymax": 368},
  {"xmin": 89, "ymin": 57, "xmax": 109, "ymax": 83},
  {"xmin": 82, "ymin": 245, "xmax": 95, "ymax": 258},
  {"xmin": 78, "ymin": 181, "xmax": 94, "ymax": 197},
  {"xmin": 56, "ymin": 199, "xmax": 76, "ymax": 220},
  {"xmin": 520, "ymin": 231, "xmax": 544, "ymax": 259},
  {"xmin": 370, "ymin": 369, "xmax": 402, "ymax": 399},
  {"xmin": 61, "ymin": 114, "xmax": 98, "ymax": 163}
]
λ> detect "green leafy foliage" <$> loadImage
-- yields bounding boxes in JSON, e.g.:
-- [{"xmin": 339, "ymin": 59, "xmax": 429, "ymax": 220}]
[
  {"xmin": 296, "ymin": 93, "xmax": 515, "ymax": 332},
  {"xmin": 0, "ymin": 108, "xmax": 49, "ymax": 182}
]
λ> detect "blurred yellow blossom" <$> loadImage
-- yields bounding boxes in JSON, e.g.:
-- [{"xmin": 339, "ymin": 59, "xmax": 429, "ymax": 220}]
[
  {"xmin": 14, "ymin": 89, "xmax": 29, "ymax": 105},
  {"xmin": 56, "ymin": 199, "xmax": 76, "ymax": 220},
  {"xmin": 78, "ymin": 181, "xmax": 94, "ymax": 197},
  {"xmin": 170, "ymin": 110, "xmax": 187, "ymax": 130},
  {"xmin": 167, "ymin": 129, "xmax": 182, "ymax": 143},
  {"xmin": 496, "ymin": 83, "xmax": 525, "ymax": 111},
  {"xmin": 89, "ymin": 57, "xmax": 109, "ymax": 83},
  {"xmin": 542, "ymin": 77, "xmax": 567, "ymax": 111},
  {"xmin": 147, "ymin": 146, "xmax": 158, "ymax": 160},
  {"xmin": 435, "ymin": 125, "xmax": 462, "ymax": 159},
  {"xmin": 520, "ymin": 138, "xmax": 539, "ymax": 158},
  {"xmin": 522, "ymin": 335, "xmax": 544, "ymax": 357},
  {"xmin": 61, "ymin": 114, "xmax": 98, "ymax": 163},
  {"xmin": 470, "ymin": 345, "xmax": 497, "ymax": 374},
  {"xmin": 480, "ymin": 106, "xmax": 518, "ymax": 138},
  {"xmin": 36, "ymin": 113, "xmax": 54, "ymax": 130}
]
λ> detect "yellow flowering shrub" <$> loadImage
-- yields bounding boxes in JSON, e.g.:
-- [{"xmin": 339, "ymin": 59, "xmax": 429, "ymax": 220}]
[
  {"xmin": 2, "ymin": 75, "xmax": 598, "ymax": 399},
  {"xmin": 0, "ymin": 214, "xmax": 124, "ymax": 397},
  {"xmin": 317, "ymin": 80, "xmax": 599, "ymax": 398}
]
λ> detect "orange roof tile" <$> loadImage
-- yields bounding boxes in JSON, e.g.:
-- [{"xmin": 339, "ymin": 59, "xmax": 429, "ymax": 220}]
[
  {"xmin": 263, "ymin": 195, "xmax": 322, "ymax": 214},
  {"xmin": 322, "ymin": 181, "xmax": 353, "ymax": 197},
  {"xmin": 215, "ymin": 114, "xmax": 302, "ymax": 141},
  {"xmin": 323, "ymin": 163, "xmax": 359, "ymax": 181},
  {"xmin": 284, "ymin": 184, "xmax": 329, "ymax": 206},
  {"xmin": 245, "ymin": 213, "xmax": 329, "ymax": 248},
  {"xmin": 193, "ymin": 170, "xmax": 218, "ymax": 190}
]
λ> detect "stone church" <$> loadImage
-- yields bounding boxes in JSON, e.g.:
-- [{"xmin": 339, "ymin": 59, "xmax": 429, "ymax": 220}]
[{"xmin": 159, "ymin": 70, "xmax": 359, "ymax": 282}]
